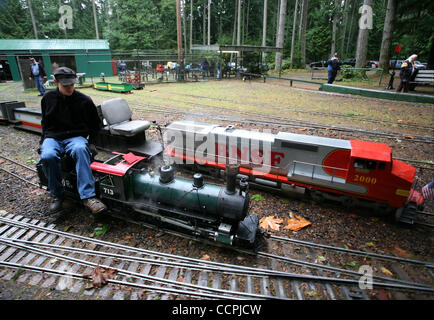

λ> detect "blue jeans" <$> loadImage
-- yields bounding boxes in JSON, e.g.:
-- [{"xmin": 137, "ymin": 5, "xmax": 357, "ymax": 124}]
[
  {"xmin": 33, "ymin": 75, "xmax": 45, "ymax": 95},
  {"xmin": 327, "ymin": 70, "xmax": 337, "ymax": 84},
  {"xmin": 39, "ymin": 136, "xmax": 95, "ymax": 200}
]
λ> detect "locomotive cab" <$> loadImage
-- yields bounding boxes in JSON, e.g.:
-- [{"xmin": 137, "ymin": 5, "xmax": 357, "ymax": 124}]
[
  {"xmin": 94, "ymin": 98, "xmax": 163, "ymax": 159},
  {"xmin": 347, "ymin": 140, "xmax": 416, "ymax": 209}
]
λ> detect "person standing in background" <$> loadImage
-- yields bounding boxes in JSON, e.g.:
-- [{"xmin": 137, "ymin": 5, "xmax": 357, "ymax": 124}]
[
  {"xmin": 29, "ymin": 57, "xmax": 47, "ymax": 96},
  {"xmin": 327, "ymin": 53, "xmax": 341, "ymax": 84}
]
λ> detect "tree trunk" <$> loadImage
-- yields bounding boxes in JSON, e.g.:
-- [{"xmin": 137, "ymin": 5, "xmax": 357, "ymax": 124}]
[
  {"xmin": 237, "ymin": 0, "xmax": 241, "ymax": 45},
  {"xmin": 340, "ymin": 0, "xmax": 349, "ymax": 56},
  {"xmin": 346, "ymin": 0, "xmax": 357, "ymax": 56},
  {"xmin": 208, "ymin": 0, "xmax": 211, "ymax": 45},
  {"xmin": 289, "ymin": 0, "xmax": 299, "ymax": 69},
  {"xmin": 378, "ymin": 0, "xmax": 396, "ymax": 72},
  {"xmin": 428, "ymin": 36, "xmax": 434, "ymax": 69},
  {"xmin": 28, "ymin": 0, "xmax": 38, "ymax": 39},
  {"xmin": 92, "ymin": 0, "xmax": 99, "ymax": 39},
  {"xmin": 245, "ymin": 0, "xmax": 250, "ymax": 43},
  {"xmin": 331, "ymin": 6, "xmax": 337, "ymax": 57},
  {"xmin": 190, "ymin": 0, "xmax": 193, "ymax": 53},
  {"xmin": 203, "ymin": 1, "xmax": 206, "ymax": 45},
  {"xmin": 275, "ymin": 0, "xmax": 287, "ymax": 71},
  {"xmin": 183, "ymin": 0, "xmax": 187, "ymax": 53},
  {"xmin": 274, "ymin": 0, "xmax": 280, "ymax": 45},
  {"xmin": 262, "ymin": 0, "xmax": 268, "ymax": 47},
  {"xmin": 300, "ymin": 0, "xmax": 308, "ymax": 68},
  {"xmin": 355, "ymin": 0, "xmax": 373, "ymax": 68}
]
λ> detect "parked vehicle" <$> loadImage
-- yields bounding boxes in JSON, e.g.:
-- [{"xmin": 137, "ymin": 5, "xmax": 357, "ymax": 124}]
[
  {"xmin": 390, "ymin": 59, "xmax": 427, "ymax": 70},
  {"xmin": 309, "ymin": 60, "xmax": 327, "ymax": 68},
  {"xmin": 366, "ymin": 60, "xmax": 379, "ymax": 68},
  {"xmin": 414, "ymin": 61, "xmax": 426, "ymax": 70},
  {"xmin": 342, "ymin": 58, "xmax": 356, "ymax": 66}
]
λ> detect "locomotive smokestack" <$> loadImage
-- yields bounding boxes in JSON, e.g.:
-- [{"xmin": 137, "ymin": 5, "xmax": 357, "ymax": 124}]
[{"xmin": 225, "ymin": 165, "xmax": 239, "ymax": 194}]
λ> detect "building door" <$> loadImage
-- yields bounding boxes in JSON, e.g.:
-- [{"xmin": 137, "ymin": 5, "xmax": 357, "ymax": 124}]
[{"xmin": 0, "ymin": 56, "xmax": 13, "ymax": 81}]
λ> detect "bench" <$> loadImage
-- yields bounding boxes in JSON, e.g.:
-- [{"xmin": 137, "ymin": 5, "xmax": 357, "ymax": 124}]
[{"xmin": 410, "ymin": 70, "xmax": 434, "ymax": 87}]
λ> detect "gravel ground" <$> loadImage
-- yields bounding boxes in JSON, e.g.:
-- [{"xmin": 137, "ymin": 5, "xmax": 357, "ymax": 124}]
[{"xmin": 0, "ymin": 80, "xmax": 433, "ymax": 300}]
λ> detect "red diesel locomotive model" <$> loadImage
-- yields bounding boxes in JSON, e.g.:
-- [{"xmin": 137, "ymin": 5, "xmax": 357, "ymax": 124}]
[{"xmin": 165, "ymin": 121, "xmax": 424, "ymax": 224}]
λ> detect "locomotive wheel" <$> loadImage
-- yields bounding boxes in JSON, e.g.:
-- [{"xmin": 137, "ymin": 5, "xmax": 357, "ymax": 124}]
[
  {"xmin": 310, "ymin": 190, "xmax": 324, "ymax": 203},
  {"xmin": 394, "ymin": 207, "xmax": 404, "ymax": 223},
  {"xmin": 341, "ymin": 197, "xmax": 355, "ymax": 209}
]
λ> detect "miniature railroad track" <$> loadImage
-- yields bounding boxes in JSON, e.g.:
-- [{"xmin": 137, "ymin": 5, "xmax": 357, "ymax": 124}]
[
  {"xmin": 84, "ymin": 87, "xmax": 434, "ymax": 144},
  {"xmin": 0, "ymin": 213, "xmax": 433, "ymax": 301},
  {"xmin": 0, "ymin": 154, "xmax": 41, "ymax": 188},
  {"xmin": 160, "ymin": 91, "xmax": 434, "ymax": 132},
  {"xmin": 1, "ymin": 157, "xmax": 433, "ymax": 300},
  {"xmin": 125, "ymin": 101, "xmax": 434, "ymax": 145}
]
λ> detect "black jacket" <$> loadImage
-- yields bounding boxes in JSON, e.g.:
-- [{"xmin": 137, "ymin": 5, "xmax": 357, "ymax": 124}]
[
  {"xmin": 29, "ymin": 62, "xmax": 46, "ymax": 78},
  {"xmin": 327, "ymin": 58, "xmax": 341, "ymax": 72},
  {"xmin": 40, "ymin": 88, "xmax": 102, "ymax": 144},
  {"xmin": 399, "ymin": 59, "xmax": 415, "ymax": 79}
]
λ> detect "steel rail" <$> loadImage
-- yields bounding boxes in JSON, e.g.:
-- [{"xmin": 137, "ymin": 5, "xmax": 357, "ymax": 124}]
[
  {"xmin": 0, "ymin": 167, "xmax": 40, "ymax": 188},
  {"xmin": 254, "ymin": 250, "xmax": 434, "ymax": 290},
  {"xmin": 160, "ymin": 91, "xmax": 434, "ymax": 132},
  {"xmin": 0, "ymin": 260, "xmax": 239, "ymax": 300},
  {"xmin": 0, "ymin": 215, "xmax": 304, "ymax": 282},
  {"xmin": 2, "ymin": 215, "xmax": 432, "ymax": 291},
  {"xmin": 130, "ymin": 95, "xmax": 434, "ymax": 143},
  {"xmin": 0, "ymin": 237, "xmax": 276, "ymax": 300},
  {"xmin": 84, "ymin": 91, "xmax": 434, "ymax": 144},
  {"xmin": 268, "ymin": 234, "xmax": 434, "ymax": 268},
  {"xmin": 105, "ymin": 213, "xmax": 434, "ymax": 290},
  {"xmin": 2, "ymin": 236, "xmax": 433, "ymax": 294},
  {"xmin": 0, "ymin": 155, "xmax": 37, "ymax": 172},
  {"xmin": 2, "ymin": 237, "xmax": 296, "ymax": 279}
]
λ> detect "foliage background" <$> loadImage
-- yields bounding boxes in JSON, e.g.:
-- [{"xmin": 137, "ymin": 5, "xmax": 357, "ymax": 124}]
[{"xmin": 0, "ymin": 0, "xmax": 433, "ymax": 67}]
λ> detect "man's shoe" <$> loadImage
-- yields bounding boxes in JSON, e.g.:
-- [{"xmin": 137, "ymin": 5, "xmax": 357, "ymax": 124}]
[
  {"xmin": 83, "ymin": 197, "xmax": 107, "ymax": 214},
  {"xmin": 49, "ymin": 197, "xmax": 64, "ymax": 213}
]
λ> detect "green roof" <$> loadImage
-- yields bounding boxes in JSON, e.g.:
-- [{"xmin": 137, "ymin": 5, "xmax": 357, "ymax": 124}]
[{"xmin": 0, "ymin": 39, "xmax": 109, "ymax": 51}]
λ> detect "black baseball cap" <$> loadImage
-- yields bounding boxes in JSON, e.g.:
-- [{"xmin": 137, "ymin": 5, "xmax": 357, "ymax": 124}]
[{"xmin": 53, "ymin": 66, "xmax": 79, "ymax": 85}]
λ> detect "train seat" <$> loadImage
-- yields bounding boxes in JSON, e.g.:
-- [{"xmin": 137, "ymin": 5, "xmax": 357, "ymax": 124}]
[{"xmin": 100, "ymin": 98, "xmax": 150, "ymax": 137}]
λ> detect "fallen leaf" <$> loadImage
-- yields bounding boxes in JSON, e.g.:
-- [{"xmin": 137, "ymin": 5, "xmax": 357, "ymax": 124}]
[
  {"xmin": 83, "ymin": 265, "xmax": 117, "ymax": 289},
  {"xmin": 393, "ymin": 245, "xmax": 409, "ymax": 258},
  {"xmin": 251, "ymin": 194, "xmax": 265, "ymax": 202},
  {"xmin": 381, "ymin": 267, "xmax": 393, "ymax": 277},
  {"xmin": 63, "ymin": 225, "xmax": 73, "ymax": 232},
  {"xmin": 259, "ymin": 216, "xmax": 283, "ymax": 231},
  {"xmin": 315, "ymin": 256, "xmax": 326, "ymax": 263},
  {"xmin": 123, "ymin": 235, "xmax": 132, "ymax": 241},
  {"xmin": 283, "ymin": 215, "xmax": 311, "ymax": 231},
  {"xmin": 365, "ymin": 242, "xmax": 375, "ymax": 247},
  {"xmin": 404, "ymin": 136, "xmax": 414, "ymax": 139},
  {"xmin": 94, "ymin": 224, "xmax": 109, "ymax": 236},
  {"xmin": 201, "ymin": 254, "xmax": 211, "ymax": 261}
]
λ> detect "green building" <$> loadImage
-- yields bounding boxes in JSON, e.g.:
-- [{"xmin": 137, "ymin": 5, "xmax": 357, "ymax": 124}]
[{"xmin": 0, "ymin": 39, "xmax": 113, "ymax": 86}]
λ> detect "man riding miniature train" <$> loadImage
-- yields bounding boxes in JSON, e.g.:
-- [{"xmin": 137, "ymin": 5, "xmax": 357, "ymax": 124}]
[{"xmin": 39, "ymin": 67, "xmax": 107, "ymax": 214}]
